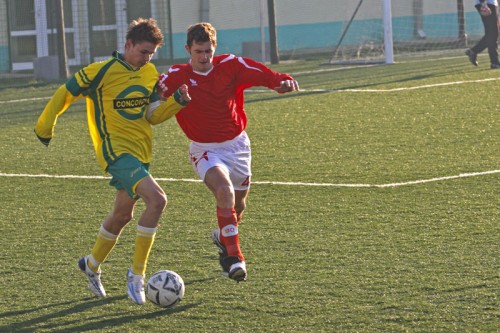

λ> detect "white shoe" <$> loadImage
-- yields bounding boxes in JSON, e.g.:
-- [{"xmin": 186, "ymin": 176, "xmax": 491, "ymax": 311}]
[
  {"xmin": 127, "ymin": 268, "xmax": 146, "ymax": 305},
  {"xmin": 211, "ymin": 229, "xmax": 227, "ymax": 256},
  {"xmin": 78, "ymin": 256, "xmax": 106, "ymax": 297},
  {"xmin": 228, "ymin": 260, "xmax": 247, "ymax": 282}
]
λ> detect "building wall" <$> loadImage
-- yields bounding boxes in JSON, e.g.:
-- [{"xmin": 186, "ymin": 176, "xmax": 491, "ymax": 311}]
[{"xmin": 0, "ymin": 0, "xmax": 483, "ymax": 73}]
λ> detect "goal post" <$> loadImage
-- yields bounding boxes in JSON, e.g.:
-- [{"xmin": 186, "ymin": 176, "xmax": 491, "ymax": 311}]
[
  {"xmin": 383, "ymin": 0, "xmax": 394, "ymax": 64},
  {"xmin": 332, "ymin": 0, "xmax": 394, "ymax": 64},
  {"xmin": 325, "ymin": 0, "xmax": 474, "ymax": 66}
]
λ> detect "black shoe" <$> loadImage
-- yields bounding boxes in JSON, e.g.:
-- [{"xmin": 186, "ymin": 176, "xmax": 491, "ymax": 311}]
[
  {"xmin": 465, "ymin": 49, "xmax": 478, "ymax": 66},
  {"xmin": 211, "ymin": 230, "xmax": 247, "ymax": 282},
  {"xmin": 491, "ymin": 63, "xmax": 500, "ymax": 69}
]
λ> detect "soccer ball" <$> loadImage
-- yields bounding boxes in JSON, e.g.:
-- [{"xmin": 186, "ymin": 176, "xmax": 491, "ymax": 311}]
[{"xmin": 146, "ymin": 270, "xmax": 185, "ymax": 308}]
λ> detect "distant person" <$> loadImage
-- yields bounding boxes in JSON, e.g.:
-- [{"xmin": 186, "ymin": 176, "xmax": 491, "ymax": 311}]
[
  {"xmin": 34, "ymin": 18, "xmax": 190, "ymax": 305},
  {"xmin": 157, "ymin": 22, "xmax": 299, "ymax": 282},
  {"xmin": 465, "ymin": 0, "xmax": 500, "ymax": 68}
]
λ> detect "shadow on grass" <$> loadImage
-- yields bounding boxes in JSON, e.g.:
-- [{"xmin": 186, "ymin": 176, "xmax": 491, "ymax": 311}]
[
  {"xmin": 246, "ymin": 89, "xmax": 329, "ymax": 104},
  {"xmin": 244, "ymin": 72, "xmax": 440, "ymax": 104},
  {"xmin": 0, "ymin": 295, "xmax": 199, "ymax": 332}
]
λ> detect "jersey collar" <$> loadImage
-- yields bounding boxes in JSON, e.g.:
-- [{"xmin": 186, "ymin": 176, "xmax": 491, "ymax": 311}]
[
  {"xmin": 188, "ymin": 59, "xmax": 214, "ymax": 76},
  {"xmin": 113, "ymin": 50, "xmax": 139, "ymax": 71}
]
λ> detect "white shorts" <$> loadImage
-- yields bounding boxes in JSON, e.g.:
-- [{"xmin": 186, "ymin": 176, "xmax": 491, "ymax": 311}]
[{"xmin": 189, "ymin": 131, "xmax": 252, "ymax": 190}]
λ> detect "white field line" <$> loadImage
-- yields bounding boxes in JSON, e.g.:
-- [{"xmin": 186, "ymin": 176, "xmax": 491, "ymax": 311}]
[
  {"xmin": 0, "ymin": 170, "xmax": 498, "ymax": 188},
  {"xmin": 247, "ymin": 77, "xmax": 500, "ymax": 94},
  {"xmin": 341, "ymin": 77, "xmax": 500, "ymax": 92},
  {"xmin": 3, "ymin": 77, "xmax": 500, "ymax": 104},
  {"xmin": 0, "ymin": 96, "xmax": 50, "ymax": 104}
]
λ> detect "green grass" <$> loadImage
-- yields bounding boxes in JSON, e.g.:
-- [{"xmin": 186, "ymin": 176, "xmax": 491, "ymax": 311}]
[{"xmin": 0, "ymin": 52, "xmax": 499, "ymax": 332}]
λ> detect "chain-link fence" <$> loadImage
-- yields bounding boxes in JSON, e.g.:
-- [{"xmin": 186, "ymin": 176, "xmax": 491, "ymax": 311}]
[{"xmin": 0, "ymin": 0, "xmax": 482, "ymax": 78}]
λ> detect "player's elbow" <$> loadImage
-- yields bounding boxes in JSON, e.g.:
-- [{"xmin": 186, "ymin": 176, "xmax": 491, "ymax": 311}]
[{"xmin": 146, "ymin": 101, "xmax": 161, "ymax": 124}]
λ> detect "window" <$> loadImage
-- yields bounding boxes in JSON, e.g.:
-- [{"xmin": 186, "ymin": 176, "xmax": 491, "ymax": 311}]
[
  {"xmin": 126, "ymin": 0, "xmax": 151, "ymax": 23},
  {"xmin": 89, "ymin": 0, "xmax": 116, "ymax": 26},
  {"xmin": 88, "ymin": 0, "xmax": 117, "ymax": 60},
  {"xmin": 8, "ymin": 0, "xmax": 35, "ymax": 31}
]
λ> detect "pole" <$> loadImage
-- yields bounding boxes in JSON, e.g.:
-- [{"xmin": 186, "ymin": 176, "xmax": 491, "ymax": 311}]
[
  {"xmin": 55, "ymin": 0, "xmax": 68, "ymax": 79},
  {"xmin": 457, "ymin": 0, "xmax": 467, "ymax": 47},
  {"xmin": 383, "ymin": 0, "xmax": 394, "ymax": 64},
  {"xmin": 260, "ymin": 0, "xmax": 266, "ymax": 62},
  {"xmin": 167, "ymin": 0, "xmax": 174, "ymax": 63},
  {"xmin": 267, "ymin": 0, "xmax": 279, "ymax": 64}
]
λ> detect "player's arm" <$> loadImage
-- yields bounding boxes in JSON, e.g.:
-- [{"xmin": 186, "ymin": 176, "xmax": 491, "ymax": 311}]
[
  {"xmin": 146, "ymin": 84, "xmax": 190, "ymax": 125},
  {"xmin": 34, "ymin": 84, "xmax": 79, "ymax": 146},
  {"xmin": 234, "ymin": 56, "xmax": 299, "ymax": 94}
]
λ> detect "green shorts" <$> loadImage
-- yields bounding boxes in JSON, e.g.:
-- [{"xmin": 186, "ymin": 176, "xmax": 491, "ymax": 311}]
[{"xmin": 107, "ymin": 154, "xmax": 150, "ymax": 199}]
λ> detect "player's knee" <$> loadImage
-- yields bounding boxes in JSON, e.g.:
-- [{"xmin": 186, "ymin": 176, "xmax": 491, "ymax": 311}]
[
  {"xmin": 215, "ymin": 184, "xmax": 234, "ymax": 205},
  {"xmin": 150, "ymin": 192, "xmax": 167, "ymax": 212},
  {"xmin": 112, "ymin": 211, "xmax": 134, "ymax": 226}
]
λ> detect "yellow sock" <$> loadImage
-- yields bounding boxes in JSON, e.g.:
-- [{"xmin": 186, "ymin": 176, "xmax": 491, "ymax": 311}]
[
  {"xmin": 132, "ymin": 225, "xmax": 157, "ymax": 276},
  {"xmin": 88, "ymin": 225, "xmax": 119, "ymax": 272}
]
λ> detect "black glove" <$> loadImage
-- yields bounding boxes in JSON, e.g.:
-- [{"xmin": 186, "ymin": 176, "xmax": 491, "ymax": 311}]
[{"xmin": 35, "ymin": 129, "xmax": 51, "ymax": 147}]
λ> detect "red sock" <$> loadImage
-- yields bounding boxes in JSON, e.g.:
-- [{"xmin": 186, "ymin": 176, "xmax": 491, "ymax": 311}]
[{"xmin": 217, "ymin": 207, "xmax": 244, "ymax": 261}]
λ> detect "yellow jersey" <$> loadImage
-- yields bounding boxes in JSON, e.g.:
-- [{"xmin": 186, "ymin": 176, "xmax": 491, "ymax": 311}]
[{"xmin": 35, "ymin": 51, "xmax": 183, "ymax": 171}]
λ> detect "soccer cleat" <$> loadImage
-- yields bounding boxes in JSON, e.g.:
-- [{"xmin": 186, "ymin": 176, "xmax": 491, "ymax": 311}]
[
  {"xmin": 228, "ymin": 260, "xmax": 247, "ymax": 282},
  {"xmin": 211, "ymin": 229, "xmax": 229, "ymax": 270},
  {"xmin": 211, "ymin": 229, "xmax": 227, "ymax": 256},
  {"xmin": 465, "ymin": 49, "xmax": 478, "ymax": 66},
  {"xmin": 212, "ymin": 229, "xmax": 247, "ymax": 282},
  {"xmin": 491, "ymin": 63, "xmax": 500, "ymax": 69},
  {"xmin": 222, "ymin": 256, "xmax": 247, "ymax": 282},
  {"xmin": 78, "ymin": 256, "xmax": 106, "ymax": 297},
  {"xmin": 126, "ymin": 268, "xmax": 146, "ymax": 305}
]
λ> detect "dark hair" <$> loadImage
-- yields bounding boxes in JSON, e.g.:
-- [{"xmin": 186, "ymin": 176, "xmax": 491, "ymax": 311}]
[
  {"xmin": 186, "ymin": 22, "xmax": 217, "ymax": 47},
  {"xmin": 126, "ymin": 18, "xmax": 164, "ymax": 46}
]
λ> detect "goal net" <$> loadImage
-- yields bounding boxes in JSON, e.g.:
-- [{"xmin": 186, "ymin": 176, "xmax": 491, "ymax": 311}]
[{"xmin": 325, "ymin": 0, "xmax": 481, "ymax": 65}]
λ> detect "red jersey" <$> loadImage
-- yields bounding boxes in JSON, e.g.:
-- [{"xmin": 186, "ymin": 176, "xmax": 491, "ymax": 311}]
[{"xmin": 159, "ymin": 54, "xmax": 294, "ymax": 143}]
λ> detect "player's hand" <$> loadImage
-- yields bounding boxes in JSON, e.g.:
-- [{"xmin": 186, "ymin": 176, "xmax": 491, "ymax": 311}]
[
  {"xmin": 274, "ymin": 79, "xmax": 300, "ymax": 93},
  {"xmin": 480, "ymin": 4, "xmax": 491, "ymax": 16},
  {"xmin": 173, "ymin": 84, "xmax": 191, "ymax": 106},
  {"xmin": 34, "ymin": 130, "xmax": 51, "ymax": 147},
  {"xmin": 158, "ymin": 73, "xmax": 168, "ymax": 92},
  {"xmin": 158, "ymin": 73, "xmax": 170, "ymax": 99}
]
